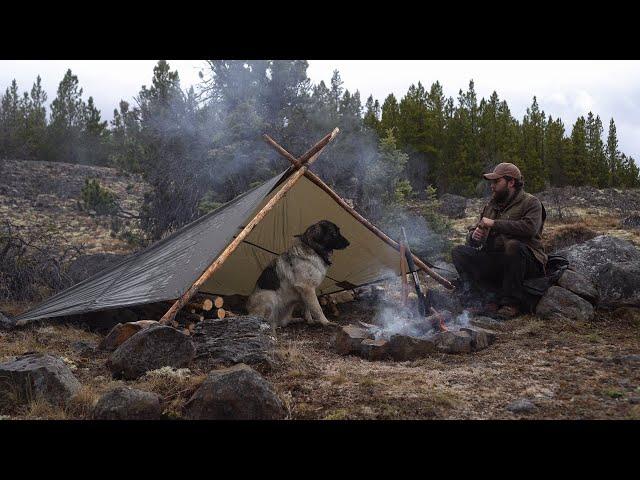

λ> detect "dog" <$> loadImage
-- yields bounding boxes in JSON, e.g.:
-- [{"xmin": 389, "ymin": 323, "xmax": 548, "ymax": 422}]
[{"xmin": 247, "ymin": 220, "xmax": 350, "ymax": 334}]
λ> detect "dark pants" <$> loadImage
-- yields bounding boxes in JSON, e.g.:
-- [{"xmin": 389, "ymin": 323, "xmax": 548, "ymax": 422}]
[{"xmin": 451, "ymin": 240, "xmax": 544, "ymax": 309}]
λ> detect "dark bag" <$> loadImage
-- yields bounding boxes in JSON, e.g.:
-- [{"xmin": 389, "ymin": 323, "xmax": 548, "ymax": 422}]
[{"xmin": 521, "ymin": 253, "xmax": 570, "ymax": 310}]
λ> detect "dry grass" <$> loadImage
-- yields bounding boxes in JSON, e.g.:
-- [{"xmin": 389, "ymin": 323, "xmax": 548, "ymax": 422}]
[{"xmin": 132, "ymin": 367, "xmax": 206, "ymax": 418}]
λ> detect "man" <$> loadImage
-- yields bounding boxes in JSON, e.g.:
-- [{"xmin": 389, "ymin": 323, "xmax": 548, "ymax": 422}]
[{"xmin": 451, "ymin": 162, "xmax": 547, "ymax": 318}]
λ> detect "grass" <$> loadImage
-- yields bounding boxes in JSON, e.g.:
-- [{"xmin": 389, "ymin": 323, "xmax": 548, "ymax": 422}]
[
  {"xmin": 603, "ymin": 389, "xmax": 624, "ymax": 399},
  {"xmin": 323, "ymin": 408, "xmax": 350, "ymax": 420}
]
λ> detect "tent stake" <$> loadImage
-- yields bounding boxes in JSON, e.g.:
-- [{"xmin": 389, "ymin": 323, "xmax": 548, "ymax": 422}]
[{"xmin": 159, "ymin": 128, "xmax": 340, "ymax": 326}]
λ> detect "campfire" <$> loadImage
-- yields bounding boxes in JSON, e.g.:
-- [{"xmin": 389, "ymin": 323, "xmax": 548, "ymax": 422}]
[{"xmin": 333, "ymin": 229, "xmax": 497, "ymax": 361}]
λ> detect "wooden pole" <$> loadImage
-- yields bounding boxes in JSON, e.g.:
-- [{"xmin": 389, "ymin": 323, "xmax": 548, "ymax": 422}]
[
  {"xmin": 400, "ymin": 241, "xmax": 408, "ymax": 307},
  {"xmin": 262, "ymin": 140, "xmax": 454, "ymax": 290},
  {"xmin": 159, "ymin": 129, "xmax": 340, "ymax": 325}
]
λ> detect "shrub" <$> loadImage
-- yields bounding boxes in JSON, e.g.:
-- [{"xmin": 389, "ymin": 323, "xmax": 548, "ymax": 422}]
[{"xmin": 80, "ymin": 178, "xmax": 118, "ymax": 215}]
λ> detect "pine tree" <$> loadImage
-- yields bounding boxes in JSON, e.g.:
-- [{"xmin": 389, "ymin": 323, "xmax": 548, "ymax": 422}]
[
  {"xmin": 22, "ymin": 76, "xmax": 48, "ymax": 159},
  {"xmin": 521, "ymin": 96, "xmax": 547, "ymax": 192},
  {"xmin": 48, "ymin": 69, "xmax": 86, "ymax": 162},
  {"xmin": 544, "ymin": 116, "xmax": 569, "ymax": 186},
  {"xmin": 567, "ymin": 116, "xmax": 588, "ymax": 185},
  {"xmin": 606, "ymin": 118, "xmax": 621, "ymax": 186},
  {"xmin": 379, "ymin": 93, "xmax": 400, "ymax": 137},
  {"xmin": 80, "ymin": 96, "xmax": 109, "ymax": 165},
  {"xmin": 363, "ymin": 95, "xmax": 380, "ymax": 132},
  {"xmin": 585, "ymin": 112, "xmax": 608, "ymax": 186},
  {"xmin": 0, "ymin": 79, "xmax": 22, "ymax": 157}
]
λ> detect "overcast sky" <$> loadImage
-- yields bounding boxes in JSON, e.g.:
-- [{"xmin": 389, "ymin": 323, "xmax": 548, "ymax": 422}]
[{"xmin": 2, "ymin": 60, "xmax": 639, "ymax": 160}]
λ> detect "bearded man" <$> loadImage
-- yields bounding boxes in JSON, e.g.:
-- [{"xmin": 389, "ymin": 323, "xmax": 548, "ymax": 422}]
[{"xmin": 451, "ymin": 162, "xmax": 547, "ymax": 318}]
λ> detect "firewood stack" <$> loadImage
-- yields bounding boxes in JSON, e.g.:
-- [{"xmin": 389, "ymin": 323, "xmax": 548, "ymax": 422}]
[{"xmin": 178, "ymin": 295, "xmax": 235, "ymax": 335}]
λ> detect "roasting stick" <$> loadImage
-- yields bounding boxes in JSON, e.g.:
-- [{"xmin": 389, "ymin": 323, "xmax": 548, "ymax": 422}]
[{"xmin": 399, "ymin": 241, "xmax": 409, "ymax": 307}]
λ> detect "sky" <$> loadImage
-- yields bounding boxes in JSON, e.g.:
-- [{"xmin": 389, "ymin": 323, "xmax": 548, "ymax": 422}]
[{"xmin": 1, "ymin": 60, "xmax": 639, "ymax": 160}]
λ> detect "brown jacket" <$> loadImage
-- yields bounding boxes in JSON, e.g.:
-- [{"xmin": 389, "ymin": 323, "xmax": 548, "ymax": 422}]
[{"xmin": 467, "ymin": 189, "xmax": 547, "ymax": 267}]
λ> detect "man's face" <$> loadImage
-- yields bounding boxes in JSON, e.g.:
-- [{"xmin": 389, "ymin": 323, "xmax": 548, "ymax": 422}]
[{"xmin": 490, "ymin": 177, "xmax": 510, "ymax": 202}]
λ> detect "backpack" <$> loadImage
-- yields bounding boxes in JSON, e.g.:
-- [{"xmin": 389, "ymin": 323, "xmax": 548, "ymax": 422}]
[{"xmin": 520, "ymin": 253, "xmax": 570, "ymax": 311}]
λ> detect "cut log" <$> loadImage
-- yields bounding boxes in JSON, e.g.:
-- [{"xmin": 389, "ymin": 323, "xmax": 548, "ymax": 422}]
[
  {"xmin": 217, "ymin": 308, "xmax": 226, "ymax": 319},
  {"xmin": 213, "ymin": 297, "xmax": 223, "ymax": 309}
]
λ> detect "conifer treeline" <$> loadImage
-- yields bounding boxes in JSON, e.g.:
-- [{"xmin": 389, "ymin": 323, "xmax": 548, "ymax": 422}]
[{"xmin": 1, "ymin": 61, "xmax": 639, "ymax": 238}]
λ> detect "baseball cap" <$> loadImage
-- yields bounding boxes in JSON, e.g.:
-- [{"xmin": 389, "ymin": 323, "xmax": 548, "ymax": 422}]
[{"xmin": 483, "ymin": 162, "xmax": 522, "ymax": 180}]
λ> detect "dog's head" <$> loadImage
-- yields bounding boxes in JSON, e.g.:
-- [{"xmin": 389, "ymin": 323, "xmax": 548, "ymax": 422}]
[{"xmin": 297, "ymin": 220, "xmax": 350, "ymax": 265}]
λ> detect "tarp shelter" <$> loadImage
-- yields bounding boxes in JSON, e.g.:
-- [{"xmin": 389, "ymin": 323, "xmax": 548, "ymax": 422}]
[{"xmin": 14, "ymin": 130, "xmax": 451, "ymax": 325}]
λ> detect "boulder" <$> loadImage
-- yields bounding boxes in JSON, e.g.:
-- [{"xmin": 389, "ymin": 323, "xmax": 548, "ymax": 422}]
[
  {"xmin": 557, "ymin": 269, "xmax": 599, "ymax": 304},
  {"xmin": 621, "ymin": 213, "xmax": 640, "ymax": 230},
  {"xmin": 107, "ymin": 325, "xmax": 195, "ymax": 380},
  {"xmin": 92, "ymin": 386, "xmax": 162, "ymax": 420},
  {"xmin": 506, "ymin": 398, "xmax": 536, "ymax": 414},
  {"xmin": 0, "ymin": 311, "xmax": 15, "ymax": 330},
  {"xmin": 71, "ymin": 341, "xmax": 96, "ymax": 358},
  {"xmin": 438, "ymin": 193, "xmax": 467, "ymax": 219},
  {"xmin": 557, "ymin": 235, "xmax": 640, "ymax": 282},
  {"xmin": 99, "ymin": 320, "xmax": 158, "ymax": 351},
  {"xmin": 183, "ymin": 364, "xmax": 285, "ymax": 420},
  {"xmin": 387, "ymin": 334, "xmax": 436, "ymax": 361},
  {"xmin": 431, "ymin": 261, "xmax": 459, "ymax": 283},
  {"xmin": 333, "ymin": 325, "xmax": 374, "ymax": 355},
  {"xmin": 432, "ymin": 330, "xmax": 473, "ymax": 353},
  {"xmin": 359, "ymin": 338, "xmax": 390, "ymax": 361},
  {"xmin": 191, "ymin": 316, "xmax": 275, "ymax": 370},
  {"xmin": 595, "ymin": 261, "xmax": 640, "ymax": 308},
  {"xmin": 535, "ymin": 286, "xmax": 595, "ymax": 321},
  {"xmin": 0, "ymin": 353, "xmax": 80, "ymax": 408}
]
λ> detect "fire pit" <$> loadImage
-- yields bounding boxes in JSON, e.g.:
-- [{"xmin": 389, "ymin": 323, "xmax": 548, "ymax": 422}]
[{"xmin": 333, "ymin": 309, "xmax": 497, "ymax": 361}]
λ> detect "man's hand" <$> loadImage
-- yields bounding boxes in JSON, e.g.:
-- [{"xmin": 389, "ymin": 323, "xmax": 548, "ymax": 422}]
[
  {"xmin": 471, "ymin": 226, "xmax": 487, "ymax": 242},
  {"xmin": 479, "ymin": 217, "xmax": 495, "ymax": 229}
]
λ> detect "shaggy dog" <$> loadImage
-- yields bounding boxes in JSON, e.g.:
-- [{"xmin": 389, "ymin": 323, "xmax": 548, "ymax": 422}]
[{"xmin": 247, "ymin": 220, "xmax": 350, "ymax": 334}]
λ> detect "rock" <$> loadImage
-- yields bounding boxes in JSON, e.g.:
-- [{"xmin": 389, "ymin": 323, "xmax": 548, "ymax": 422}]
[
  {"xmin": 613, "ymin": 354, "xmax": 640, "ymax": 366},
  {"xmin": 359, "ymin": 338, "xmax": 390, "ymax": 361},
  {"xmin": 469, "ymin": 315, "xmax": 503, "ymax": 330},
  {"xmin": 438, "ymin": 193, "xmax": 467, "ymax": 219},
  {"xmin": 387, "ymin": 334, "xmax": 436, "ymax": 361},
  {"xmin": 71, "ymin": 341, "xmax": 96, "ymax": 358},
  {"xmin": 557, "ymin": 235, "xmax": 640, "ymax": 283},
  {"xmin": 333, "ymin": 325, "xmax": 373, "ymax": 355},
  {"xmin": 183, "ymin": 364, "xmax": 285, "ymax": 420},
  {"xmin": 621, "ymin": 213, "xmax": 640, "ymax": 230},
  {"xmin": 431, "ymin": 327, "xmax": 496, "ymax": 353},
  {"xmin": 506, "ymin": 398, "xmax": 536, "ymax": 414},
  {"xmin": 92, "ymin": 386, "xmax": 162, "ymax": 420},
  {"xmin": 191, "ymin": 316, "xmax": 275, "ymax": 370},
  {"xmin": 0, "ymin": 311, "xmax": 15, "ymax": 330},
  {"xmin": 428, "ymin": 289, "xmax": 463, "ymax": 313},
  {"xmin": 595, "ymin": 261, "xmax": 640, "ymax": 308},
  {"xmin": 535, "ymin": 286, "xmax": 595, "ymax": 321},
  {"xmin": 557, "ymin": 269, "xmax": 599, "ymax": 304},
  {"xmin": 431, "ymin": 261, "xmax": 459, "ymax": 283},
  {"xmin": 432, "ymin": 330, "xmax": 473, "ymax": 353},
  {"xmin": 107, "ymin": 325, "xmax": 195, "ymax": 380},
  {"xmin": 0, "ymin": 353, "xmax": 81, "ymax": 408},
  {"xmin": 99, "ymin": 320, "xmax": 158, "ymax": 351},
  {"xmin": 461, "ymin": 327, "xmax": 496, "ymax": 350}
]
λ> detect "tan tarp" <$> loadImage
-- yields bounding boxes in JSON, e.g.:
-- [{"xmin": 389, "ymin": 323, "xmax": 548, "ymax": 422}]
[{"xmin": 202, "ymin": 174, "xmax": 401, "ymax": 296}]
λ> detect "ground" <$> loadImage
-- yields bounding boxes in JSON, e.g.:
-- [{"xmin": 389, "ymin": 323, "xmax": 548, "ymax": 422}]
[{"xmin": 1, "ymin": 160, "xmax": 639, "ymax": 419}]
